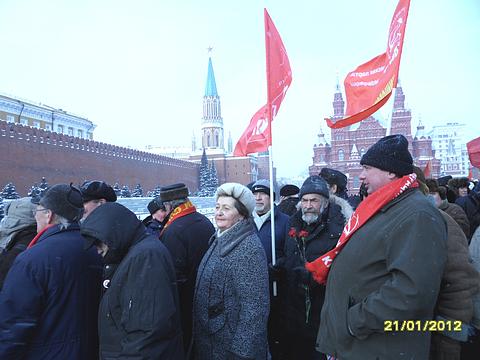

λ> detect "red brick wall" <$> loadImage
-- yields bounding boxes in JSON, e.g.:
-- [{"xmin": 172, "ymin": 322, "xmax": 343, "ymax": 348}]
[{"xmin": 0, "ymin": 121, "xmax": 199, "ymax": 196}]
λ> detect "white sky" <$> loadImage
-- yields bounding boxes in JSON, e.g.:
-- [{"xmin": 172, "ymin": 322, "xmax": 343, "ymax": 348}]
[{"xmin": 1, "ymin": 0, "xmax": 479, "ymax": 178}]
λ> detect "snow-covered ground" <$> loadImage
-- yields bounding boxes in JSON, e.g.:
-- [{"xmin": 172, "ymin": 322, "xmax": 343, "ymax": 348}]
[{"xmin": 117, "ymin": 197, "xmax": 216, "ymax": 223}]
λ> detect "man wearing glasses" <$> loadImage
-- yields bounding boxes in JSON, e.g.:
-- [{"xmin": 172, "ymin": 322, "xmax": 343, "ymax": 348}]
[{"xmin": 0, "ymin": 184, "xmax": 103, "ymax": 359}]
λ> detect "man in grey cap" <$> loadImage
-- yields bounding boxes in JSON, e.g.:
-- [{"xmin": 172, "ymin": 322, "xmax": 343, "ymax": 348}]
[
  {"xmin": 159, "ymin": 183, "xmax": 215, "ymax": 351},
  {"xmin": 0, "ymin": 184, "xmax": 102, "ymax": 359},
  {"xmin": 278, "ymin": 175, "xmax": 351, "ymax": 360},
  {"xmin": 251, "ymin": 179, "xmax": 290, "ymax": 358}
]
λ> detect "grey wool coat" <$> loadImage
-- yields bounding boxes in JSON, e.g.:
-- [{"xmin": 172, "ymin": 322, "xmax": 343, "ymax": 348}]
[
  {"xmin": 316, "ymin": 189, "xmax": 448, "ymax": 360},
  {"xmin": 193, "ymin": 218, "xmax": 270, "ymax": 360}
]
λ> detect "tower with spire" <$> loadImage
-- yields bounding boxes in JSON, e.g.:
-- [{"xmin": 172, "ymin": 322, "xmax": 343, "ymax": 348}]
[{"xmin": 201, "ymin": 56, "xmax": 224, "ymax": 151}]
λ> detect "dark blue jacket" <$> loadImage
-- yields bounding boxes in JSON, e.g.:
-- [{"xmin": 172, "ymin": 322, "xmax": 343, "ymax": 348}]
[
  {"xmin": 255, "ymin": 206, "xmax": 290, "ymax": 264},
  {"xmin": 0, "ymin": 223, "xmax": 103, "ymax": 360}
]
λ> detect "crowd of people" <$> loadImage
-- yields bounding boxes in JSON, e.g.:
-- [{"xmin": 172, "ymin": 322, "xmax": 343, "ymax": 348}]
[{"xmin": 0, "ymin": 134, "xmax": 479, "ymax": 359}]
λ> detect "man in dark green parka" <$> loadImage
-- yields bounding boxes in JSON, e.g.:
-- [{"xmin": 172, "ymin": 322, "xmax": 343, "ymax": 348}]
[{"xmin": 316, "ymin": 135, "xmax": 448, "ymax": 360}]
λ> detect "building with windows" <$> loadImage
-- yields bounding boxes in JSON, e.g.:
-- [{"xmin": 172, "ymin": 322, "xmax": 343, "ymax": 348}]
[
  {"xmin": 152, "ymin": 55, "xmax": 273, "ymax": 186},
  {"xmin": 309, "ymin": 84, "xmax": 441, "ymax": 191},
  {"xmin": 0, "ymin": 92, "xmax": 95, "ymax": 139},
  {"xmin": 430, "ymin": 123, "xmax": 469, "ymax": 177}
]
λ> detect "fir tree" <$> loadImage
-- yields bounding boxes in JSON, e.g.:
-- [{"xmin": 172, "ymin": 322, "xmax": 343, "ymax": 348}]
[
  {"xmin": 39, "ymin": 177, "xmax": 48, "ymax": 192},
  {"xmin": 120, "ymin": 185, "xmax": 131, "ymax": 198},
  {"xmin": 198, "ymin": 148, "xmax": 210, "ymax": 197},
  {"xmin": 208, "ymin": 160, "xmax": 219, "ymax": 196},
  {"xmin": 113, "ymin": 183, "xmax": 121, "ymax": 197},
  {"xmin": 147, "ymin": 185, "xmax": 162, "ymax": 197},
  {"xmin": 131, "ymin": 184, "xmax": 143, "ymax": 197},
  {"xmin": 1, "ymin": 182, "xmax": 20, "ymax": 199},
  {"xmin": 28, "ymin": 177, "xmax": 49, "ymax": 199}
]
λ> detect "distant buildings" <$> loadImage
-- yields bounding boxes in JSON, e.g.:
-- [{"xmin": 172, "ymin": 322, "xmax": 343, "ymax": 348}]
[
  {"xmin": 430, "ymin": 123, "xmax": 469, "ymax": 177},
  {"xmin": 309, "ymin": 83, "xmax": 443, "ymax": 191},
  {"xmin": 152, "ymin": 56, "xmax": 272, "ymax": 186},
  {"xmin": 0, "ymin": 92, "xmax": 95, "ymax": 139}
]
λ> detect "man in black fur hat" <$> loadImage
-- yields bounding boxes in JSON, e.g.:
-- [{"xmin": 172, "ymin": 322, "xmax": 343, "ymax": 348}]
[{"xmin": 159, "ymin": 183, "xmax": 215, "ymax": 351}]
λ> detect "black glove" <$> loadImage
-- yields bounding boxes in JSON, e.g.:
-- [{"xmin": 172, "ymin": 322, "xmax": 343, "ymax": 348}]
[
  {"xmin": 292, "ymin": 265, "xmax": 312, "ymax": 286},
  {"xmin": 268, "ymin": 257, "xmax": 286, "ymax": 282}
]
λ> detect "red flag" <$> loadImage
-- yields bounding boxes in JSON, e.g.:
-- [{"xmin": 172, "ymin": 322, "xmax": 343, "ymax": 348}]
[
  {"xmin": 234, "ymin": 9, "xmax": 292, "ymax": 156},
  {"xmin": 326, "ymin": 0, "xmax": 410, "ymax": 129},
  {"xmin": 467, "ymin": 136, "xmax": 480, "ymax": 168},
  {"xmin": 233, "ymin": 105, "xmax": 270, "ymax": 156},
  {"xmin": 264, "ymin": 8, "xmax": 292, "ymax": 120},
  {"xmin": 423, "ymin": 159, "xmax": 432, "ymax": 178}
]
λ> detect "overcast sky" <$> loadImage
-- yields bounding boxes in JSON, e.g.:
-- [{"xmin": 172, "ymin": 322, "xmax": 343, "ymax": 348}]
[{"xmin": 0, "ymin": 0, "xmax": 479, "ymax": 178}]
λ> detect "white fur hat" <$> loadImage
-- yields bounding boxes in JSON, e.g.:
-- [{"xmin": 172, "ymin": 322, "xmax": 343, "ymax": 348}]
[{"xmin": 215, "ymin": 183, "xmax": 255, "ymax": 215}]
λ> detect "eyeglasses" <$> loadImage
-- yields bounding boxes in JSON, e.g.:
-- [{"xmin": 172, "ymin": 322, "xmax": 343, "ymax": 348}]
[{"xmin": 33, "ymin": 208, "xmax": 50, "ymax": 216}]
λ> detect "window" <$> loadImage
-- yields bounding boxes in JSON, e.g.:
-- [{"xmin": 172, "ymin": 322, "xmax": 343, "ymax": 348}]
[
  {"xmin": 68, "ymin": 127, "xmax": 74, "ymax": 136},
  {"xmin": 87, "ymin": 132, "xmax": 93, "ymax": 139},
  {"xmin": 77, "ymin": 129, "xmax": 83, "ymax": 138},
  {"xmin": 33, "ymin": 121, "xmax": 40, "ymax": 128},
  {"xmin": 6, "ymin": 114, "xmax": 15, "ymax": 123},
  {"xmin": 45, "ymin": 124, "xmax": 52, "ymax": 131},
  {"xmin": 353, "ymin": 176, "xmax": 360, "ymax": 188},
  {"xmin": 57, "ymin": 125, "xmax": 64, "ymax": 133},
  {"xmin": 20, "ymin": 118, "xmax": 28, "ymax": 125},
  {"xmin": 360, "ymin": 148, "xmax": 366, "ymax": 157},
  {"xmin": 338, "ymin": 149, "xmax": 345, "ymax": 161}
]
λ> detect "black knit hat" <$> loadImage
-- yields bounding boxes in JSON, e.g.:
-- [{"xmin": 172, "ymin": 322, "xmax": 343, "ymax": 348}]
[
  {"xmin": 280, "ymin": 184, "xmax": 299, "ymax": 197},
  {"xmin": 319, "ymin": 168, "xmax": 348, "ymax": 191},
  {"xmin": 299, "ymin": 175, "xmax": 330, "ymax": 199},
  {"xmin": 147, "ymin": 197, "xmax": 166, "ymax": 215},
  {"xmin": 160, "ymin": 183, "xmax": 189, "ymax": 202},
  {"xmin": 360, "ymin": 134, "xmax": 413, "ymax": 176},
  {"xmin": 39, "ymin": 184, "xmax": 84, "ymax": 222},
  {"xmin": 80, "ymin": 180, "xmax": 117, "ymax": 203}
]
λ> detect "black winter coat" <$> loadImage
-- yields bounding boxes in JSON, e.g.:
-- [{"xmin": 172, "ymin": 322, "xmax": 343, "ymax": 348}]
[
  {"xmin": 81, "ymin": 203, "xmax": 184, "ymax": 360},
  {"xmin": 456, "ymin": 190, "xmax": 480, "ymax": 241},
  {"xmin": 0, "ymin": 225, "xmax": 36, "ymax": 289},
  {"xmin": 281, "ymin": 200, "xmax": 347, "ymax": 340},
  {"xmin": 277, "ymin": 197, "xmax": 299, "ymax": 217},
  {"xmin": 160, "ymin": 209, "xmax": 215, "ymax": 350}
]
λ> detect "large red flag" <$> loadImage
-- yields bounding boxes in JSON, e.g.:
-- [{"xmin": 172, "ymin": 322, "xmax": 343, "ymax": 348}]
[
  {"xmin": 233, "ymin": 105, "xmax": 270, "ymax": 156},
  {"xmin": 326, "ymin": 0, "xmax": 410, "ymax": 129},
  {"xmin": 467, "ymin": 136, "xmax": 480, "ymax": 168},
  {"xmin": 264, "ymin": 8, "xmax": 292, "ymax": 120},
  {"xmin": 234, "ymin": 9, "xmax": 292, "ymax": 156}
]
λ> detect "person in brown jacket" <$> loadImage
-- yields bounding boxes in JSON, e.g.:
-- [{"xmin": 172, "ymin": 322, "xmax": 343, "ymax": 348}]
[
  {"xmin": 426, "ymin": 178, "xmax": 470, "ymax": 238},
  {"xmin": 416, "ymin": 169, "xmax": 480, "ymax": 360}
]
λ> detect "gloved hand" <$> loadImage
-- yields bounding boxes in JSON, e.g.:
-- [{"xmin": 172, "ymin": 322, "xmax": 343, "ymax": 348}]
[
  {"xmin": 268, "ymin": 257, "xmax": 286, "ymax": 282},
  {"xmin": 292, "ymin": 265, "xmax": 312, "ymax": 286}
]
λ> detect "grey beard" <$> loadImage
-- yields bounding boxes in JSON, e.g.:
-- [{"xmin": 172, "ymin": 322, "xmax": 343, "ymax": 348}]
[{"xmin": 302, "ymin": 213, "xmax": 319, "ymax": 225}]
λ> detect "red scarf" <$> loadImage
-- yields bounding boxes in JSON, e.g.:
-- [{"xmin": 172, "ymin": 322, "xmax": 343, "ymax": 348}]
[
  {"xmin": 161, "ymin": 200, "xmax": 196, "ymax": 235},
  {"xmin": 27, "ymin": 224, "xmax": 55, "ymax": 249},
  {"xmin": 305, "ymin": 173, "xmax": 418, "ymax": 285}
]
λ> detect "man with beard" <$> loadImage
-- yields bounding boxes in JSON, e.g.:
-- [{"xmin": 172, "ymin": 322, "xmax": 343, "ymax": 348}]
[
  {"xmin": 82, "ymin": 202, "xmax": 184, "ymax": 359},
  {"xmin": 278, "ymin": 175, "xmax": 352, "ymax": 359}
]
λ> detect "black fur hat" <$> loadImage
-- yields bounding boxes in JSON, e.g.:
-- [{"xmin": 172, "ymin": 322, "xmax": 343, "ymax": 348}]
[
  {"xmin": 360, "ymin": 134, "xmax": 413, "ymax": 176},
  {"xmin": 39, "ymin": 184, "xmax": 84, "ymax": 222},
  {"xmin": 319, "ymin": 168, "xmax": 348, "ymax": 191},
  {"xmin": 160, "ymin": 183, "xmax": 189, "ymax": 202},
  {"xmin": 81, "ymin": 180, "xmax": 117, "ymax": 203}
]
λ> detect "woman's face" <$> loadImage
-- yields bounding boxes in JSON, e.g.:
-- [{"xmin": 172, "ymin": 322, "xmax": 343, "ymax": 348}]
[{"xmin": 215, "ymin": 196, "xmax": 244, "ymax": 232}]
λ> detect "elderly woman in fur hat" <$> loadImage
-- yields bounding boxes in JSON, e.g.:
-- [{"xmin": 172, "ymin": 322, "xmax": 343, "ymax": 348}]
[{"xmin": 192, "ymin": 183, "xmax": 270, "ymax": 360}]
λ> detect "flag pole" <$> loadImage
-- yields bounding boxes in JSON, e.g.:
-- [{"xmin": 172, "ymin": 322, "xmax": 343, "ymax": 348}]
[{"xmin": 265, "ymin": 8, "xmax": 277, "ymax": 297}]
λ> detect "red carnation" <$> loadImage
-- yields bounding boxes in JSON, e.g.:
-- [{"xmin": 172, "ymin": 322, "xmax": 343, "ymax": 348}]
[
  {"xmin": 288, "ymin": 228, "xmax": 297, "ymax": 237},
  {"xmin": 298, "ymin": 230, "xmax": 309, "ymax": 238}
]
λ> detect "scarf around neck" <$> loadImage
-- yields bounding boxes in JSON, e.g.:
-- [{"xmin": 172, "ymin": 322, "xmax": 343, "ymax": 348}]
[
  {"xmin": 305, "ymin": 173, "xmax": 418, "ymax": 285},
  {"xmin": 161, "ymin": 200, "xmax": 196, "ymax": 235}
]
